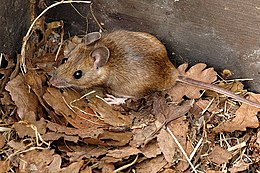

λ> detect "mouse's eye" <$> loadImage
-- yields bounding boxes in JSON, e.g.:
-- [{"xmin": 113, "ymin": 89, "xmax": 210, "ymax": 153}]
[
  {"xmin": 73, "ymin": 70, "xmax": 82, "ymax": 79},
  {"xmin": 61, "ymin": 58, "xmax": 68, "ymax": 64}
]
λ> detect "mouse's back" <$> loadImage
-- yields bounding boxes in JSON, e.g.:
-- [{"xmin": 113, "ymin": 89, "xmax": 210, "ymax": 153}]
[{"xmin": 94, "ymin": 30, "xmax": 178, "ymax": 97}]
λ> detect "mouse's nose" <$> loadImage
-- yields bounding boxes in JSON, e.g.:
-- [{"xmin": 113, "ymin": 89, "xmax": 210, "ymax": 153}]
[
  {"xmin": 48, "ymin": 70, "xmax": 55, "ymax": 77},
  {"xmin": 49, "ymin": 76, "xmax": 67, "ymax": 88}
]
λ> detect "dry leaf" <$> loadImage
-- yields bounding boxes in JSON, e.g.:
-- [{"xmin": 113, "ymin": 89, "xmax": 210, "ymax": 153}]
[
  {"xmin": 44, "ymin": 121, "xmax": 104, "ymax": 145},
  {"xmin": 59, "ymin": 160, "xmax": 84, "ymax": 173},
  {"xmin": 80, "ymin": 167, "xmax": 92, "ymax": 173},
  {"xmin": 7, "ymin": 140, "xmax": 26, "ymax": 150},
  {"xmin": 45, "ymin": 155, "xmax": 62, "ymax": 173},
  {"xmin": 157, "ymin": 128, "xmax": 176, "ymax": 163},
  {"xmin": 99, "ymin": 130, "xmax": 133, "ymax": 146},
  {"xmin": 208, "ymin": 145, "xmax": 232, "ymax": 165},
  {"xmin": 14, "ymin": 115, "xmax": 46, "ymax": 138},
  {"xmin": 5, "ymin": 74, "xmax": 39, "ymax": 119},
  {"xmin": 195, "ymin": 99, "xmax": 221, "ymax": 113},
  {"xmin": 216, "ymin": 80, "xmax": 245, "ymax": 93},
  {"xmin": 157, "ymin": 116, "xmax": 192, "ymax": 171},
  {"xmin": 161, "ymin": 169, "xmax": 176, "ymax": 173},
  {"xmin": 214, "ymin": 93, "xmax": 260, "ymax": 133},
  {"xmin": 168, "ymin": 63, "xmax": 217, "ymax": 102},
  {"xmin": 101, "ymin": 163, "xmax": 115, "ymax": 173},
  {"xmin": 0, "ymin": 160, "xmax": 10, "ymax": 173},
  {"xmin": 167, "ymin": 117, "xmax": 192, "ymax": 171},
  {"xmin": 140, "ymin": 139, "xmax": 162, "ymax": 158},
  {"xmin": 206, "ymin": 171, "xmax": 223, "ymax": 173},
  {"xmin": 18, "ymin": 149, "xmax": 55, "ymax": 172},
  {"xmin": 32, "ymin": 53, "xmax": 57, "ymax": 72},
  {"xmin": 45, "ymin": 154, "xmax": 84, "ymax": 173},
  {"xmin": 135, "ymin": 155, "xmax": 167, "ymax": 173},
  {"xmin": 0, "ymin": 135, "xmax": 6, "ymax": 149},
  {"xmin": 88, "ymin": 97, "xmax": 133, "ymax": 127},
  {"xmin": 153, "ymin": 97, "xmax": 191, "ymax": 125},
  {"xmin": 43, "ymin": 87, "xmax": 106, "ymax": 129},
  {"xmin": 0, "ymin": 91, "xmax": 14, "ymax": 105},
  {"xmin": 130, "ymin": 123, "xmax": 158, "ymax": 147},
  {"xmin": 228, "ymin": 159, "xmax": 250, "ymax": 173},
  {"xmin": 102, "ymin": 146, "xmax": 141, "ymax": 163},
  {"xmin": 257, "ymin": 131, "xmax": 260, "ymax": 145},
  {"xmin": 24, "ymin": 70, "xmax": 49, "ymax": 113},
  {"xmin": 65, "ymin": 145, "xmax": 108, "ymax": 162}
]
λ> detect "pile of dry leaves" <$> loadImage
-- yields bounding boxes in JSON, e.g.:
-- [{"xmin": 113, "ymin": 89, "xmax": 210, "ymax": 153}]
[{"xmin": 0, "ymin": 15, "xmax": 260, "ymax": 173}]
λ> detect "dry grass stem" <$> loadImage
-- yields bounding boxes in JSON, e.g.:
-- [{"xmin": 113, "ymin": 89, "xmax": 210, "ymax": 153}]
[
  {"xmin": 21, "ymin": 0, "xmax": 91, "ymax": 73},
  {"xmin": 201, "ymin": 98, "xmax": 214, "ymax": 115},
  {"xmin": 63, "ymin": 96, "xmax": 103, "ymax": 124},
  {"xmin": 227, "ymin": 142, "xmax": 247, "ymax": 152},
  {"xmin": 190, "ymin": 137, "xmax": 203, "ymax": 160},
  {"xmin": 113, "ymin": 155, "xmax": 139, "ymax": 173},
  {"xmin": 166, "ymin": 127, "xmax": 198, "ymax": 173},
  {"xmin": 0, "ymin": 127, "xmax": 11, "ymax": 132}
]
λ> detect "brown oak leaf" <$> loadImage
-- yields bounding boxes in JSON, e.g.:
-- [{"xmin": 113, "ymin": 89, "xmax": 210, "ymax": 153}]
[
  {"xmin": 0, "ymin": 160, "xmax": 10, "ymax": 173},
  {"xmin": 102, "ymin": 146, "xmax": 141, "ymax": 163},
  {"xmin": 135, "ymin": 155, "xmax": 167, "ymax": 173},
  {"xmin": 228, "ymin": 160, "xmax": 250, "ymax": 173},
  {"xmin": 140, "ymin": 139, "xmax": 162, "ymax": 158},
  {"xmin": 18, "ymin": 149, "xmax": 54, "ymax": 172},
  {"xmin": 214, "ymin": 93, "xmax": 260, "ymax": 133},
  {"xmin": 157, "ymin": 128, "xmax": 176, "ymax": 163},
  {"xmin": 208, "ymin": 145, "xmax": 232, "ymax": 165},
  {"xmin": 168, "ymin": 63, "xmax": 217, "ymax": 102},
  {"xmin": 0, "ymin": 135, "xmax": 6, "ymax": 149},
  {"xmin": 43, "ymin": 87, "xmax": 106, "ymax": 129},
  {"xmin": 158, "ymin": 117, "xmax": 192, "ymax": 171},
  {"xmin": 88, "ymin": 97, "xmax": 133, "ymax": 127},
  {"xmin": 5, "ymin": 74, "xmax": 39, "ymax": 119}
]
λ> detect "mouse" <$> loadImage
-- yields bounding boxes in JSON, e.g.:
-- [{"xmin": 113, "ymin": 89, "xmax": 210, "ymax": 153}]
[{"xmin": 49, "ymin": 30, "xmax": 260, "ymax": 108}]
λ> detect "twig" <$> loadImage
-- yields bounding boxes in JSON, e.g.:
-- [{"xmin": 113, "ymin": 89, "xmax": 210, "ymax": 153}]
[
  {"xmin": 90, "ymin": 3, "xmax": 105, "ymax": 31},
  {"xmin": 69, "ymin": 91, "xmax": 104, "ymax": 121},
  {"xmin": 0, "ymin": 127, "xmax": 11, "ymax": 132},
  {"xmin": 227, "ymin": 141, "xmax": 247, "ymax": 152},
  {"xmin": 113, "ymin": 155, "xmax": 138, "ymax": 173},
  {"xmin": 62, "ymin": 96, "xmax": 102, "ymax": 125},
  {"xmin": 0, "ymin": 53, "xmax": 3, "ymax": 66},
  {"xmin": 29, "ymin": 124, "xmax": 49, "ymax": 146},
  {"xmin": 166, "ymin": 127, "xmax": 198, "ymax": 173},
  {"xmin": 201, "ymin": 98, "xmax": 214, "ymax": 115},
  {"xmin": 189, "ymin": 136, "xmax": 203, "ymax": 160},
  {"xmin": 20, "ymin": 0, "xmax": 91, "ymax": 73},
  {"xmin": 55, "ymin": 21, "xmax": 64, "ymax": 61},
  {"xmin": 95, "ymin": 95, "xmax": 109, "ymax": 104},
  {"xmin": 6, "ymin": 146, "xmax": 47, "ymax": 162}
]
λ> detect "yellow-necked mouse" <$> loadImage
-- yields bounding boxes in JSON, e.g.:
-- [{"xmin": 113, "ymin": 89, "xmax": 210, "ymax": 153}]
[{"xmin": 50, "ymin": 30, "xmax": 260, "ymax": 108}]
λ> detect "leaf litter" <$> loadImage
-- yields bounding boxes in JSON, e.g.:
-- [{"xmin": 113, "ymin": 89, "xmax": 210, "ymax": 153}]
[{"xmin": 0, "ymin": 2, "xmax": 260, "ymax": 173}]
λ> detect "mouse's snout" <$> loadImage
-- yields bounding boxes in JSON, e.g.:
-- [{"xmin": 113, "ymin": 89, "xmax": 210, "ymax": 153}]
[
  {"xmin": 49, "ymin": 75, "xmax": 68, "ymax": 88},
  {"xmin": 48, "ymin": 70, "xmax": 56, "ymax": 77}
]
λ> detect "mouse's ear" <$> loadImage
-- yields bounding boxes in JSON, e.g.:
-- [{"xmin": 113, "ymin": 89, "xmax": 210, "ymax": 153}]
[
  {"xmin": 82, "ymin": 32, "xmax": 102, "ymax": 45},
  {"xmin": 90, "ymin": 46, "xmax": 110, "ymax": 69}
]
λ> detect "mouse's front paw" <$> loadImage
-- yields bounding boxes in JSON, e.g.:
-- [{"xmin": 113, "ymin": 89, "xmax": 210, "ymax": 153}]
[{"xmin": 104, "ymin": 94, "xmax": 128, "ymax": 105}]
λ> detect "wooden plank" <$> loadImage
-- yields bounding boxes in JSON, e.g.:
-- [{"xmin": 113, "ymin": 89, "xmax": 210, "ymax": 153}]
[{"xmin": 92, "ymin": 0, "xmax": 260, "ymax": 91}]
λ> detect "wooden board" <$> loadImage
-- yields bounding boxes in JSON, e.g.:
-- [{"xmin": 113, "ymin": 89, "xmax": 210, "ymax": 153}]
[
  {"xmin": 0, "ymin": 0, "xmax": 30, "ymax": 56},
  {"xmin": 92, "ymin": 0, "xmax": 260, "ymax": 92}
]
